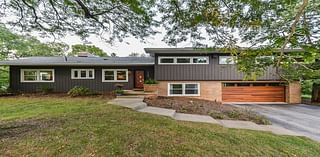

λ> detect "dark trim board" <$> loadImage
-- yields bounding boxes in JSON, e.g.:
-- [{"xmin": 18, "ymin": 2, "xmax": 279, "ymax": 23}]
[{"xmin": 10, "ymin": 66, "xmax": 154, "ymax": 93}]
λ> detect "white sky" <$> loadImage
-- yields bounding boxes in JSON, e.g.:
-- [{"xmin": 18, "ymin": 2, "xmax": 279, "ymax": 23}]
[{"xmin": 39, "ymin": 28, "xmax": 193, "ymax": 57}]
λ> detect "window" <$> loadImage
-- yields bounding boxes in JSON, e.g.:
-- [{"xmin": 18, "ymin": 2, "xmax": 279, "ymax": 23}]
[
  {"xmin": 177, "ymin": 58, "xmax": 191, "ymax": 63},
  {"xmin": 160, "ymin": 58, "xmax": 174, "ymax": 63},
  {"xmin": 168, "ymin": 83, "xmax": 200, "ymax": 96},
  {"xmin": 256, "ymin": 56, "xmax": 274, "ymax": 64},
  {"xmin": 102, "ymin": 69, "xmax": 128, "ymax": 82},
  {"xmin": 21, "ymin": 69, "xmax": 54, "ymax": 82},
  {"xmin": 193, "ymin": 57, "xmax": 208, "ymax": 63},
  {"xmin": 219, "ymin": 56, "xmax": 235, "ymax": 64},
  {"xmin": 71, "ymin": 69, "xmax": 95, "ymax": 79},
  {"xmin": 159, "ymin": 56, "xmax": 209, "ymax": 64}
]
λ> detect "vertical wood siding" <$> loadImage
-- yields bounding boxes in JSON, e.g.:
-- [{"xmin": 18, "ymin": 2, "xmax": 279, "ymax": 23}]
[
  {"xmin": 154, "ymin": 54, "xmax": 280, "ymax": 81},
  {"xmin": 10, "ymin": 66, "xmax": 154, "ymax": 93}
]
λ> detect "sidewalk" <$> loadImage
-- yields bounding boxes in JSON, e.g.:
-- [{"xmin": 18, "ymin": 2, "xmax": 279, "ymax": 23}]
[{"xmin": 109, "ymin": 97, "xmax": 305, "ymax": 138}]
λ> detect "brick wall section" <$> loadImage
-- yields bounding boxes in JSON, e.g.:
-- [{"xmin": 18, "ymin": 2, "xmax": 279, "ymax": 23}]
[
  {"xmin": 287, "ymin": 81, "xmax": 302, "ymax": 104},
  {"xmin": 158, "ymin": 81, "xmax": 301, "ymax": 104},
  {"xmin": 157, "ymin": 81, "xmax": 222, "ymax": 101}
]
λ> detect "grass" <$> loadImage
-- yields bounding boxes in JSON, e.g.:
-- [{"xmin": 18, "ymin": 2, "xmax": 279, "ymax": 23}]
[{"xmin": 0, "ymin": 97, "xmax": 320, "ymax": 156}]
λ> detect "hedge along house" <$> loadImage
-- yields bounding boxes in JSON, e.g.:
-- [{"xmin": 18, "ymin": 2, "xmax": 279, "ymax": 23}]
[{"xmin": 0, "ymin": 48, "xmax": 301, "ymax": 103}]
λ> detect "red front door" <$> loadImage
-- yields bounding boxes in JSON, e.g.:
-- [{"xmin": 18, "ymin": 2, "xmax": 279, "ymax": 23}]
[{"xmin": 135, "ymin": 71, "xmax": 144, "ymax": 88}]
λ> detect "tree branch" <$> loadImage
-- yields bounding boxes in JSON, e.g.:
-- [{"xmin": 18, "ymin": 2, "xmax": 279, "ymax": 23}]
[{"xmin": 276, "ymin": 0, "xmax": 309, "ymax": 77}]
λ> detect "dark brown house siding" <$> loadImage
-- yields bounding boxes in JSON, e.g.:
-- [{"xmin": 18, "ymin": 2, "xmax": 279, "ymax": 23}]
[
  {"xmin": 10, "ymin": 66, "xmax": 154, "ymax": 93},
  {"xmin": 154, "ymin": 53, "xmax": 280, "ymax": 81}
]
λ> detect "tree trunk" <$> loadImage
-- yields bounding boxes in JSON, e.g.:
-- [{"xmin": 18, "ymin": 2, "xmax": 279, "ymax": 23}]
[{"xmin": 311, "ymin": 83, "xmax": 320, "ymax": 102}]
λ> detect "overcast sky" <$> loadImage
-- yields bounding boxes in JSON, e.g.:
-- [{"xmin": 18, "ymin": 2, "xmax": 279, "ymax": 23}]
[{"xmin": 40, "ymin": 28, "xmax": 193, "ymax": 57}]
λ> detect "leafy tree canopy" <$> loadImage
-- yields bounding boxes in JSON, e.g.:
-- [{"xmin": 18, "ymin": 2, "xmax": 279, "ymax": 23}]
[
  {"xmin": 69, "ymin": 44, "xmax": 108, "ymax": 57},
  {"xmin": 0, "ymin": 26, "xmax": 68, "ymax": 59},
  {"xmin": 0, "ymin": 0, "xmax": 158, "ymax": 43},
  {"xmin": 159, "ymin": 0, "xmax": 320, "ymax": 79}
]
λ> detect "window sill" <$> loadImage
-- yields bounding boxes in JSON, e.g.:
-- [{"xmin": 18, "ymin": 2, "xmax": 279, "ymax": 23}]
[
  {"xmin": 21, "ymin": 81, "xmax": 55, "ymax": 83},
  {"xmin": 102, "ymin": 80, "xmax": 128, "ymax": 83}
]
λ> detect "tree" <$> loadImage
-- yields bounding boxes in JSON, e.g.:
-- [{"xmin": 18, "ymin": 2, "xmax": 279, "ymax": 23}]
[
  {"xmin": 0, "ymin": 0, "xmax": 158, "ymax": 43},
  {"xmin": 0, "ymin": 26, "xmax": 68, "ymax": 90},
  {"xmin": 158, "ymin": 0, "xmax": 320, "ymax": 102},
  {"xmin": 0, "ymin": 26, "xmax": 68, "ymax": 58},
  {"xmin": 70, "ymin": 44, "xmax": 107, "ymax": 57}
]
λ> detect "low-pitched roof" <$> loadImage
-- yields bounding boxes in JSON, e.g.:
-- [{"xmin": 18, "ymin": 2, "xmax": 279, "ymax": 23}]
[
  {"xmin": 144, "ymin": 47, "xmax": 305, "ymax": 56},
  {"xmin": 0, "ymin": 56, "xmax": 154, "ymax": 66}
]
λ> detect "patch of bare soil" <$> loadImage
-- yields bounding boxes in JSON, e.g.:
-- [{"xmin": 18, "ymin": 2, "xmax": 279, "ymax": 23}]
[
  {"xmin": 144, "ymin": 96, "xmax": 271, "ymax": 125},
  {"xmin": 0, "ymin": 118, "xmax": 66, "ymax": 140}
]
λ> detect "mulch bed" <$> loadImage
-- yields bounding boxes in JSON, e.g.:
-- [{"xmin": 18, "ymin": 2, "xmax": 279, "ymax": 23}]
[{"xmin": 144, "ymin": 96, "xmax": 271, "ymax": 125}]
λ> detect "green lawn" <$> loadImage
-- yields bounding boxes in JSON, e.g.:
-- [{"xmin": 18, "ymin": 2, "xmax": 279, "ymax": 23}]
[{"xmin": 0, "ymin": 97, "xmax": 320, "ymax": 156}]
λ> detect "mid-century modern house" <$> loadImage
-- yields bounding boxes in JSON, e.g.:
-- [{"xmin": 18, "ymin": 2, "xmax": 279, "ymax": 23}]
[{"xmin": 0, "ymin": 48, "xmax": 301, "ymax": 103}]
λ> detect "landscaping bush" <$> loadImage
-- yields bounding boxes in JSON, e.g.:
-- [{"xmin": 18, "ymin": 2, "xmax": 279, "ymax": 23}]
[
  {"xmin": 68, "ymin": 86, "xmax": 92, "ymax": 97},
  {"xmin": 113, "ymin": 89, "xmax": 124, "ymax": 95},
  {"xmin": 144, "ymin": 79, "xmax": 158, "ymax": 84},
  {"xmin": 209, "ymin": 110, "xmax": 226, "ymax": 119},
  {"xmin": 40, "ymin": 85, "xmax": 53, "ymax": 94}
]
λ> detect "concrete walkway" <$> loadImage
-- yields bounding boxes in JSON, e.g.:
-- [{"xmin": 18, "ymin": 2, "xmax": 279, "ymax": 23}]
[{"xmin": 109, "ymin": 98, "xmax": 306, "ymax": 139}]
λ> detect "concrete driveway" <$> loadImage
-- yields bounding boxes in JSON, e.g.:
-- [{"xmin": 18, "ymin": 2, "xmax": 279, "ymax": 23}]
[{"xmin": 232, "ymin": 103, "xmax": 320, "ymax": 142}]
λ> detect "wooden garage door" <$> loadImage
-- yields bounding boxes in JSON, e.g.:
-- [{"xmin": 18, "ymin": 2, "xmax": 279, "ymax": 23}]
[{"xmin": 222, "ymin": 86, "xmax": 285, "ymax": 102}]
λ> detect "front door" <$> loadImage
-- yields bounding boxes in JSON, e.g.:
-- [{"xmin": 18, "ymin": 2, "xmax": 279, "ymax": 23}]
[{"xmin": 135, "ymin": 71, "xmax": 144, "ymax": 88}]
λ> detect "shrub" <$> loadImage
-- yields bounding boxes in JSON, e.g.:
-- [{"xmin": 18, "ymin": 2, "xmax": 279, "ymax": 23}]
[
  {"xmin": 209, "ymin": 110, "xmax": 226, "ymax": 119},
  {"xmin": 113, "ymin": 89, "xmax": 124, "ymax": 95},
  {"xmin": 0, "ymin": 86, "xmax": 7, "ymax": 94},
  {"xmin": 40, "ymin": 85, "xmax": 53, "ymax": 94},
  {"xmin": 68, "ymin": 86, "xmax": 92, "ymax": 97},
  {"xmin": 144, "ymin": 79, "xmax": 158, "ymax": 84}
]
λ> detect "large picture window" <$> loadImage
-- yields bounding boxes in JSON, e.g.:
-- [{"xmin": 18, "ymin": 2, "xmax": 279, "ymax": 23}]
[
  {"xmin": 71, "ymin": 69, "xmax": 94, "ymax": 79},
  {"xmin": 21, "ymin": 69, "xmax": 54, "ymax": 82},
  {"xmin": 168, "ymin": 83, "xmax": 200, "ymax": 96},
  {"xmin": 102, "ymin": 69, "xmax": 128, "ymax": 82},
  {"xmin": 159, "ymin": 57, "xmax": 209, "ymax": 64}
]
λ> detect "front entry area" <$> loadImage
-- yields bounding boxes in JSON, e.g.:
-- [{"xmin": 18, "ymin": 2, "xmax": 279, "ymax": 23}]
[
  {"xmin": 134, "ymin": 70, "xmax": 145, "ymax": 88},
  {"xmin": 222, "ymin": 82, "xmax": 286, "ymax": 102}
]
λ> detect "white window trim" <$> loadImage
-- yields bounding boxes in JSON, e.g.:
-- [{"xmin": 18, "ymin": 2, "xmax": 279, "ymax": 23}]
[
  {"xmin": 158, "ymin": 56, "xmax": 209, "ymax": 65},
  {"xmin": 21, "ymin": 69, "xmax": 55, "ymax": 83},
  {"xmin": 167, "ymin": 83, "xmax": 200, "ymax": 96},
  {"xmin": 219, "ymin": 56, "xmax": 236, "ymax": 65},
  {"xmin": 71, "ymin": 69, "xmax": 95, "ymax": 79},
  {"xmin": 102, "ymin": 69, "xmax": 129, "ymax": 82}
]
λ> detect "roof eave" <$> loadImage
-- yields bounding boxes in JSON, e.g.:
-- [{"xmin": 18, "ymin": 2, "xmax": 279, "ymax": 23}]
[{"xmin": 0, "ymin": 63, "xmax": 155, "ymax": 66}]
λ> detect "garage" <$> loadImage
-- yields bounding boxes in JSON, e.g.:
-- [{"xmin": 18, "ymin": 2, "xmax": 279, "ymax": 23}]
[{"xmin": 222, "ymin": 83, "xmax": 285, "ymax": 102}]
